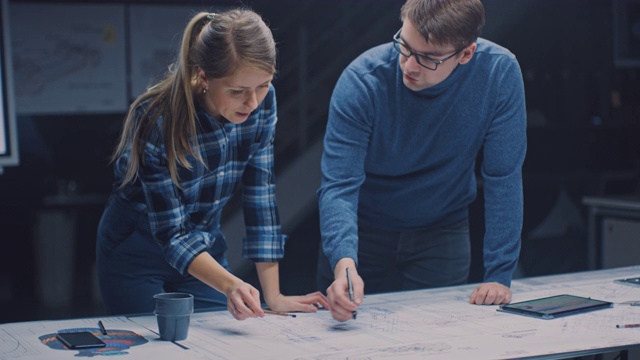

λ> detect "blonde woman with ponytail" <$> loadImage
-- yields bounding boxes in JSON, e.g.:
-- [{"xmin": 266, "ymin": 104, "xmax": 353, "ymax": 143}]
[{"xmin": 97, "ymin": 9, "xmax": 328, "ymax": 319}]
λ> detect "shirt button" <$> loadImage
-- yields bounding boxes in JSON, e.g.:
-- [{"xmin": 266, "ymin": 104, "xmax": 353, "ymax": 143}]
[
  {"xmin": 218, "ymin": 171, "xmax": 225, "ymax": 177},
  {"xmin": 214, "ymin": 200, "xmax": 220, "ymax": 205}
]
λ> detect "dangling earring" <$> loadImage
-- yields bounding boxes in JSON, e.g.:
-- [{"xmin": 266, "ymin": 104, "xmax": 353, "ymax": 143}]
[{"xmin": 203, "ymin": 87, "xmax": 208, "ymax": 94}]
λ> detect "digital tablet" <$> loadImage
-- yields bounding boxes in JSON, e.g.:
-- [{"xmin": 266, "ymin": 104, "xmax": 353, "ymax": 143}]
[
  {"xmin": 614, "ymin": 277, "xmax": 640, "ymax": 287},
  {"xmin": 497, "ymin": 294, "xmax": 613, "ymax": 319}
]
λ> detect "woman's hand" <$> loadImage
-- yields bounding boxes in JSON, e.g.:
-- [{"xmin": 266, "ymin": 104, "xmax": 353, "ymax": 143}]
[
  {"xmin": 265, "ymin": 292, "xmax": 330, "ymax": 313},
  {"xmin": 255, "ymin": 262, "xmax": 330, "ymax": 313},
  {"xmin": 187, "ymin": 253, "xmax": 265, "ymax": 321},
  {"xmin": 225, "ymin": 280, "xmax": 265, "ymax": 320}
]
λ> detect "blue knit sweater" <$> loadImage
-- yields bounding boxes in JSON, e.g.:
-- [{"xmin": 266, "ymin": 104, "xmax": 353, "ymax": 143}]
[{"xmin": 318, "ymin": 38, "xmax": 527, "ymax": 286}]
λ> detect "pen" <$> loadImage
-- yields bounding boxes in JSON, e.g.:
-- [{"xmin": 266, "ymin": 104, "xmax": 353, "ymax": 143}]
[
  {"xmin": 346, "ymin": 267, "xmax": 357, "ymax": 320},
  {"xmin": 616, "ymin": 323, "xmax": 640, "ymax": 328},
  {"xmin": 263, "ymin": 309, "xmax": 296, "ymax": 318},
  {"xmin": 98, "ymin": 320, "xmax": 107, "ymax": 335}
]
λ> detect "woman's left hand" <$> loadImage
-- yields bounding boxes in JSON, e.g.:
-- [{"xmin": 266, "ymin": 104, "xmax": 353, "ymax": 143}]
[{"xmin": 265, "ymin": 292, "xmax": 330, "ymax": 313}]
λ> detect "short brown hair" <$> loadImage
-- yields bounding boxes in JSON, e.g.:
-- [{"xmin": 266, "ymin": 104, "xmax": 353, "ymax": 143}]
[{"xmin": 400, "ymin": 0, "xmax": 485, "ymax": 49}]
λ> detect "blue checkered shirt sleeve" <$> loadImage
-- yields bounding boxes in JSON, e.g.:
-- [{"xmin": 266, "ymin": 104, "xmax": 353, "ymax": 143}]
[{"xmin": 125, "ymin": 86, "xmax": 286, "ymax": 275}]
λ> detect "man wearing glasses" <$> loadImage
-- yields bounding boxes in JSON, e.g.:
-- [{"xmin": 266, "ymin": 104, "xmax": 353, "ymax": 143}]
[{"xmin": 317, "ymin": 0, "xmax": 526, "ymax": 322}]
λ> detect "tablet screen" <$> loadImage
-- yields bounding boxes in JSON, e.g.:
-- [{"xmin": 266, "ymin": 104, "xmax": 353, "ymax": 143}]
[
  {"xmin": 498, "ymin": 294, "xmax": 612, "ymax": 319},
  {"xmin": 614, "ymin": 277, "xmax": 640, "ymax": 287}
]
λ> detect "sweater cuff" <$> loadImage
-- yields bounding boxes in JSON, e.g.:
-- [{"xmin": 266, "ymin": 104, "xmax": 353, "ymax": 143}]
[{"xmin": 327, "ymin": 247, "xmax": 358, "ymax": 272}]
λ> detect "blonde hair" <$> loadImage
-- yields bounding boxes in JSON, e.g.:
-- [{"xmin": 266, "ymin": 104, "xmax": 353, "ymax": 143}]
[{"xmin": 112, "ymin": 9, "xmax": 276, "ymax": 188}]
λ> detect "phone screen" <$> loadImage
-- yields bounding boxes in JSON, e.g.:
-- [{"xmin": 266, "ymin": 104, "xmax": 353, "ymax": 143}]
[{"xmin": 56, "ymin": 331, "xmax": 106, "ymax": 349}]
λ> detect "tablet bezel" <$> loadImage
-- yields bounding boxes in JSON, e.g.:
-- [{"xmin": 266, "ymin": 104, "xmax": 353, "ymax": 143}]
[{"xmin": 497, "ymin": 294, "xmax": 613, "ymax": 319}]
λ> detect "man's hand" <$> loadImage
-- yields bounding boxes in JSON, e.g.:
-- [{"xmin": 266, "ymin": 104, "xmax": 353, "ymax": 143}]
[
  {"xmin": 469, "ymin": 282, "xmax": 511, "ymax": 305},
  {"xmin": 326, "ymin": 258, "xmax": 363, "ymax": 322}
]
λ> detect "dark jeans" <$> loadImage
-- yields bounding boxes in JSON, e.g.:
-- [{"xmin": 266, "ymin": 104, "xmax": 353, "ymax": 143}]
[
  {"xmin": 317, "ymin": 219, "xmax": 471, "ymax": 294},
  {"xmin": 96, "ymin": 196, "xmax": 227, "ymax": 315}
]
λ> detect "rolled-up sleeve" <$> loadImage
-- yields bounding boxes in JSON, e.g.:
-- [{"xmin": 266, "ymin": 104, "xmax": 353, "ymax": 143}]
[{"xmin": 241, "ymin": 89, "xmax": 286, "ymax": 262}]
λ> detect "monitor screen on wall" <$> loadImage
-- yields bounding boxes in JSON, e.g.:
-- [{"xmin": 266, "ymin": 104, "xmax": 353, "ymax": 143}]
[{"xmin": 0, "ymin": 0, "xmax": 19, "ymax": 172}]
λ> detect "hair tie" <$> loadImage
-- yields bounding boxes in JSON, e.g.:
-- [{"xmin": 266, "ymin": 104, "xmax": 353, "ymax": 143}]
[{"xmin": 206, "ymin": 13, "xmax": 216, "ymax": 21}]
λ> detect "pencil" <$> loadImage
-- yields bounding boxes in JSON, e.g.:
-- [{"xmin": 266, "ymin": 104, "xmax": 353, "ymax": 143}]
[
  {"xmin": 263, "ymin": 309, "xmax": 296, "ymax": 318},
  {"xmin": 98, "ymin": 320, "xmax": 107, "ymax": 335},
  {"xmin": 616, "ymin": 323, "xmax": 640, "ymax": 328}
]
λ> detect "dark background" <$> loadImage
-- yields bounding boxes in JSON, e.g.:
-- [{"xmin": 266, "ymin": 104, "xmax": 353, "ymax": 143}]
[{"xmin": 1, "ymin": 0, "xmax": 639, "ymax": 323}]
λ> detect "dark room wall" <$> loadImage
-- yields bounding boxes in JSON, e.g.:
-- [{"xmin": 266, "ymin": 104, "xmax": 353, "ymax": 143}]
[{"xmin": 0, "ymin": 0, "xmax": 638, "ymax": 323}]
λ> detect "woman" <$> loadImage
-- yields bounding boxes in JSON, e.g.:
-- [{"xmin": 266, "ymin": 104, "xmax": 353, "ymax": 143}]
[{"xmin": 96, "ymin": 9, "xmax": 328, "ymax": 319}]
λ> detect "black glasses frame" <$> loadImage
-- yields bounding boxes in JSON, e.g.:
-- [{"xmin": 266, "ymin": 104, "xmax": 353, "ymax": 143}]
[{"xmin": 392, "ymin": 29, "xmax": 462, "ymax": 71}]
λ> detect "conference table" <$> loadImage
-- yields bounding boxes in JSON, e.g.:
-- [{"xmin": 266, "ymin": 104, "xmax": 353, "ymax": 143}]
[{"xmin": 1, "ymin": 266, "xmax": 640, "ymax": 359}]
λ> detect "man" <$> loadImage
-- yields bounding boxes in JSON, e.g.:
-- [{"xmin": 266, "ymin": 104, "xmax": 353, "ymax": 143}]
[{"xmin": 317, "ymin": 0, "xmax": 526, "ymax": 322}]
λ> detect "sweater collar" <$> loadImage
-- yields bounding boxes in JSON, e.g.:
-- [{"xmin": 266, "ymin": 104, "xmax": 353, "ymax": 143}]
[{"xmin": 411, "ymin": 61, "xmax": 467, "ymax": 97}]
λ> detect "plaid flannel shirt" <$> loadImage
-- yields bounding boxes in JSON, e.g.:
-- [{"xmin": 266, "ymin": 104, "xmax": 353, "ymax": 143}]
[{"xmin": 112, "ymin": 85, "xmax": 286, "ymax": 275}]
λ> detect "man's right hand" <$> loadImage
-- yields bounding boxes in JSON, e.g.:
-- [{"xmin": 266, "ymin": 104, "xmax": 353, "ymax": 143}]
[{"xmin": 326, "ymin": 258, "xmax": 364, "ymax": 322}]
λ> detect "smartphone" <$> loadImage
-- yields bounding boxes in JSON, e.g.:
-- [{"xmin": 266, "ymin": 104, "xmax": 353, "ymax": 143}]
[
  {"xmin": 56, "ymin": 331, "xmax": 106, "ymax": 349},
  {"xmin": 614, "ymin": 277, "xmax": 640, "ymax": 287}
]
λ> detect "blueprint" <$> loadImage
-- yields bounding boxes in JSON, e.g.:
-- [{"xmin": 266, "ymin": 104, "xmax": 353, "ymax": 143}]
[
  {"xmin": 128, "ymin": 266, "xmax": 640, "ymax": 359},
  {"xmin": 2, "ymin": 266, "xmax": 640, "ymax": 359},
  {"xmin": 9, "ymin": 3, "xmax": 127, "ymax": 114},
  {"xmin": 128, "ymin": 5, "xmax": 199, "ymax": 99}
]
